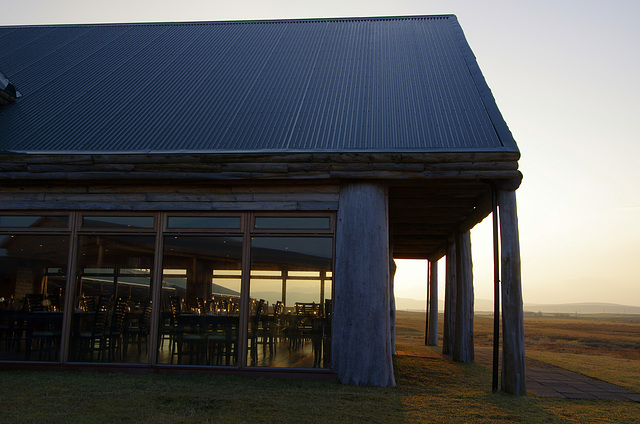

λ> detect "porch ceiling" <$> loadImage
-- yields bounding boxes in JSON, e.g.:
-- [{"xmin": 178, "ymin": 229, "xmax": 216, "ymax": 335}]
[{"xmin": 389, "ymin": 180, "xmax": 493, "ymax": 260}]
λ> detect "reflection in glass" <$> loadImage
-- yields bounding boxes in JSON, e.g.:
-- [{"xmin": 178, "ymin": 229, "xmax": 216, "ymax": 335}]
[
  {"xmin": 69, "ymin": 235, "xmax": 155, "ymax": 363},
  {"xmin": 167, "ymin": 216, "xmax": 241, "ymax": 229},
  {"xmin": 159, "ymin": 236, "xmax": 242, "ymax": 366},
  {"xmin": 0, "ymin": 215, "xmax": 69, "ymax": 228},
  {"xmin": 82, "ymin": 216, "xmax": 154, "ymax": 229},
  {"xmin": 254, "ymin": 217, "xmax": 330, "ymax": 230},
  {"xmin": 0, "ymin": 235, "xmax": 69, "ymax": 361},
  {"xmin": 248, "ymin": 237, "xmax": 333, "ymax": 369}
]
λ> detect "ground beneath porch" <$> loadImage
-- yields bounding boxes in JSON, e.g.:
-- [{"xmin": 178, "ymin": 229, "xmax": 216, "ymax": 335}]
[{"xmin": 395, "ymin": 346, "xmax": 640, "ymax": 402}]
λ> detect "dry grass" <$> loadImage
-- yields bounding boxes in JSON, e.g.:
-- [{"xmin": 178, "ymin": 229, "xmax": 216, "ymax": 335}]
[
  {"xmin": 5, "ymin": 356, "xmax": 636, "ymax": 424},
  {"xmin": 397, "ymin": 310, "xmax": 640, "ymax": 392},
  {"xmin": 0, "ymin": 311, "xmax": 638, "ymax": 423}
]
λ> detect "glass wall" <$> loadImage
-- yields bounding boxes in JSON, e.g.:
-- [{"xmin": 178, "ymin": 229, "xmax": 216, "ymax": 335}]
[
  {"xmin": 248, "ymin": 237, "xmax": 333, "ymax": 368},
  {"xmin": 158, "ymin": 236, "xmax": 242, "ymax": 366},
  {"xmin": 0, "ymin": 212, "xmax": 334, "ymax": 370},
  {"xmin": 69, "ymin": 235, "xmax": 156, "ymax": 363},
  {"xmin": 0, "ymin": 234, "xmax": 69, "ymax": 361}
]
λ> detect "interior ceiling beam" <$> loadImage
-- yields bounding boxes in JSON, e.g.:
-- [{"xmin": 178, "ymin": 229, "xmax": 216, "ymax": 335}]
[{"xmin": 389, "ymin": 200, "xmax": 478, "ymax": 209}]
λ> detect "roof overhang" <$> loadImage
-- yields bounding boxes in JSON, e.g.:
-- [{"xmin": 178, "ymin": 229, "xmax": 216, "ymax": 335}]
[{"xmin": 0, "ymin": 151, "xmax": 521, "ymax": 260}]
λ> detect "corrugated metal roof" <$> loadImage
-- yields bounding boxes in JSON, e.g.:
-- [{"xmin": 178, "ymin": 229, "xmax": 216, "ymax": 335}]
[{"xmin": 0, "ymin": 15, "xmax": 518, "ymax": 154}]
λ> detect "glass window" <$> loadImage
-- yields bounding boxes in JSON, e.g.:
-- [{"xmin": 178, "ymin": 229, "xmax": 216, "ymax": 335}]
[
  {"xmin": 158, "ymin": 236, "xmax": 243, "ymax": 366},
  {"xmin": 254, "ymin": 217, "xmax": 330, "ymax": 230},
  {"xmin": 0, "ymin": 234, "xmax": 69, "ymax": 361},
  {"xmin": 82, "ymin": 216, "xmax": 154, "ymax": 229},
  {"xmin": 248, "ymin": 236, "xmax": 333, "ymax": 369},
  {"xmin": 0, "ymin": 215, "xmax": 68, "ymax": 228},
  {"xmin": 0, "ymin": 211, "xmax": 335, "ymax": 371},
  {"xmin": 167, "ymin": 216, "xmax": 241, "ymax": 229},
  {"xmin": 69, "ymin": 235, "xmax": 155, "ymax": 363}
]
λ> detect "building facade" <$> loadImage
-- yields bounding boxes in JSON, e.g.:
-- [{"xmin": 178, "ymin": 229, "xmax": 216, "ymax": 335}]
[{"xmin": 0, "ymin": 16, "xmax": 525, "ymax": 393}]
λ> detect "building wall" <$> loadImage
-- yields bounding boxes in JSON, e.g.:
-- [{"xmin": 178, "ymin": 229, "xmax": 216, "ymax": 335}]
[{"xmin": 0, "ymin": 181, "xmax": 339, "ymax": 212}]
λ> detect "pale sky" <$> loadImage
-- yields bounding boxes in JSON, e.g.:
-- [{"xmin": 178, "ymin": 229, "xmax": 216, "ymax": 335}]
[{"xmin": 2, "ymin": 1, "xmax": 639, "ymax": 306}]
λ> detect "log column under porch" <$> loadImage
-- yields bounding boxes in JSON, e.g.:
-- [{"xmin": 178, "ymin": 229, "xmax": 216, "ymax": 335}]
[
  {"xmin": 442, "ymin": 239, "xmax": 456, "ymax": 355},
  {"xmin": 498, "ymin": 189, "xmax": 526, "ymax": 395},
  {"xmin": 441, "ymin": 231, "xmax": 473, "ymax": 363},
  {"xmin": 426, "ymin": 260, "xmax": 438, "ymax": 346},
  {"xmin": 333, "ymin": 181, "xmax": 395, "ymax": 387},
  {"xmin": 453, "ymin": 230, "xmax": 474, "ymax": 363}
]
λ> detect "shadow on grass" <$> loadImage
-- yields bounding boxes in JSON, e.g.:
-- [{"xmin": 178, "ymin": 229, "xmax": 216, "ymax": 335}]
[{"xmin": 1, "ymin": 351, "xmax": 638, "ymax": 423}]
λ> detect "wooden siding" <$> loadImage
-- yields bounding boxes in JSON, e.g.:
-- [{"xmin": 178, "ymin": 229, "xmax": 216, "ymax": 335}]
[
  {"xmin": 0, "ymin": 181, "xmax": 340, "ymax": 212},
  {"xmin": 0, "ymin": 153, "xmax": 520, "ymax": 182},
  {"xmin": 0, "ymin": 152, "xmax": 522, "ymax": 260}
]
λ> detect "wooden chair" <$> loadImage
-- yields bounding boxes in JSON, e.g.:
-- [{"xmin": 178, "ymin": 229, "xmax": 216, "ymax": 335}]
[
  {"xmin": 82, "ymin": 295, "xmax": 96, "ymax": 313},
  {"xmin": 24, "ymin": 294, "xmax": 45, "ymax": 312},
  {"xmin": 104, "ymin": 297, "xmax": 128, "ymax": 362},
  {"xmin": 125, "ymin": 301, "xmax": 152, "ymax": 356},
  {"xmin": 24, "ymin": 312, "xmax": 63, "ymax": 361},
  {"xmin": 7, "ymin": 294, "xmax": 45, "ymax": 352},
  {"xmin": 249, "ymin": 299, "xmax": 277, "ymax": 363},
  {"xmin": 172, "ymin": 314, "xmax": 206, "ymax": 365},
  {"xmin": 75, "ymin": 296, "xmax": 110, "ymax": 361},
  {"xmin": 169, "ymin": 297, "xmax": 206, "ymax": 364}
]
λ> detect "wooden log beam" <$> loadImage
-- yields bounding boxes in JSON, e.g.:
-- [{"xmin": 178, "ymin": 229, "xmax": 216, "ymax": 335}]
[
  {"xmin": 442, "ymin": 240, "xmax": 456, "ymax": 355},
  {"xmin": 333, "ymin": 181, "xmax": 395, "ymax": 387},
  {"xmin": 457, "ymin": 191, "xmax": 493, "ymax": 235},
  {"xmin": 0, "ymin": 152, "xmax": 522, "ymax": 183},
  {"xmin": 427, "ymin": 260, "xmax": 439, "ymax": 346},
  {"xmin": 453, "ymin": 231, "xmax": 474, "ymax": 363},
  {"xmin": 0, "ymin": 151, "xmax": 521, "ymax": 166},
  {"xmin": 498, "ymin": 189, "xmax": 526, "ymax": 395},
  {"xmin": 0, "ymin": 201, "xmax": 340, "ymax": 211},
  {"xmin": 390, "ymin": 256, "xmax": 397, "ymax": 355}
]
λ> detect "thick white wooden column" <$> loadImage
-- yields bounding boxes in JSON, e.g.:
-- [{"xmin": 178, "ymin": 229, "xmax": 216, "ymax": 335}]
[
  {"xmin": 498, "ymin": 189, "xmax": 526, "ymax": 395},
  {"xmin": 427, "ymin": 260, "xmax": 438, "ymax": 346},
  {"xmin": 333, "ymin": 181, "xmax": 395, "ymax": 387},
  {"xmin": 453, "ymin": 231, "xmax": 474, "ymax": 363},
  {"xmin": 442, "ymin": 239, "xmax": 456, "ymax": 355}
]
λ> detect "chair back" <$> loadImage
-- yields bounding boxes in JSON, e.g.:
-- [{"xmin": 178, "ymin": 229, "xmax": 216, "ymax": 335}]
[
  {"xmin": 169, "ymin": 296, "xmax": 182, "ymax": 317},
  {"xmin": 83, "ymin": 296, "xmax": 96, "ymax": 312},
  {"xmin": 109, "ymin": 297, "xmax": 128, "ymax": 335},
  {"xmin": 24, "ymin": 294, "xmax": 45, "ymax": 312},
  {"xmin": 92, "ymin": 297, "xmax": 110, "ymax": 338}
]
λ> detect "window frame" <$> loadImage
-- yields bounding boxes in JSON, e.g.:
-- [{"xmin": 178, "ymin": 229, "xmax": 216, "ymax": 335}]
[{"xmin": 0, "ymin": 210, "xmax": 335, "ymax": 372}]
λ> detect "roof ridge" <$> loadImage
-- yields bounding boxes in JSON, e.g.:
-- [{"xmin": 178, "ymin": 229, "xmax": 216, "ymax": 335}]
[{"xmin": 0, "ymin": 14, "xmax": 455, "ymax": 29}]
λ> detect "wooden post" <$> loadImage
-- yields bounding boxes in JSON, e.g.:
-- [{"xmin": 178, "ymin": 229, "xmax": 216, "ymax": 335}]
[
  {"xmin": 333, "ymin": 181, "xmax": 395, "ymax": 387},
  {"xmin": 453, "ymin": 231, "xmax": 474, "ymax": 363},
  {"xmin": 282, "ymin": 271, "xmax": 287, "ymax": 309},
  {"xmin": 425, "ymin": 262, "xmax": 430, "ymax": 346},
  {"xmin": 442, "ymin": 239, "xmax": 456, "ymax": 355},
  {"xmin": 498, "ymin": 189, "xmax": 526, "ymax": 395},
  {"xmin": 389, "ymin": 253, "xmax": 397, "ymax": 354},
  {"xmin": 427, "ymin": 260, "xmax": 438, "ymax": 346}
]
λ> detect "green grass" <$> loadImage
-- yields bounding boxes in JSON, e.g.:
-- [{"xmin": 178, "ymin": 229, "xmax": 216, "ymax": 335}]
[{"xmin": 1, "ymin": 353, "xmax": 639, "ymax": 424}]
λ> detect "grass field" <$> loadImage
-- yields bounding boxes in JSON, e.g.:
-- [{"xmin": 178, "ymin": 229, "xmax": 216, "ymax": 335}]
[
  {"xmin": 396, "ymin": 310, "xmax": 640, "ymax": 393},
  {"xmin": 0, "ymin": 312, "xmax": 638, "ymax": 423}
]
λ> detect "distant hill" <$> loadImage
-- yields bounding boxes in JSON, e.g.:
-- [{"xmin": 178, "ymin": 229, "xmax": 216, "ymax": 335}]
[
  {"xmin": 523, "ymin": 302, "xmax": 640, "ymax": 315},
  {"xmin": 395, "ymin": 297, "xmax": 492, "ymax": 312},
  {"xmin": 395, "ymin": 297, "xmax": 640, "ymax": 315}
]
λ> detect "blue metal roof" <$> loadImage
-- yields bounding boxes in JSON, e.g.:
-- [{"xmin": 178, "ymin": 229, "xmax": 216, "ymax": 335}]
[{"xmin": 0, "ymin": 16, "xmax": 518, "ymax": 154}]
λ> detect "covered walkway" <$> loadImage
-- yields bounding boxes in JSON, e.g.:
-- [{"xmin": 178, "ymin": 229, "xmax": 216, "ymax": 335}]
[
  {"xmin": 473, "ymin": 348, "xmax": 640, "ymax": 402},
  {"xmin": 395, "ymin": 347, "xmax": 640, "ymax": 402}
]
